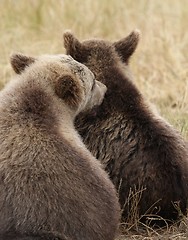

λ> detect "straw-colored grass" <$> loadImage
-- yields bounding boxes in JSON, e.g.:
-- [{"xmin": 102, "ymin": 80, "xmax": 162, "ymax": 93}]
[{"xmin": 0, "ymin": 0, "xmax": 188, "ymax": 238}]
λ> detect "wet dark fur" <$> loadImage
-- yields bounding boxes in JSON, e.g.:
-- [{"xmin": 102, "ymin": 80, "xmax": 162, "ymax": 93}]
[
  {"xmin": 63, "ymin": 30, "xmax": 188, "ymax": 226},
  {"xmin": 0, "ymin": 55, "xmax": 120, "ymax": 239}
]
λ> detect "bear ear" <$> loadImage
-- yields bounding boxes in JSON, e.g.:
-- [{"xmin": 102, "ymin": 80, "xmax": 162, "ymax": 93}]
[
  {"xmin": 113, "ymin": 29, "xmax": 140, "ymax": 63},
  {"xmin": 10, "ymin": 53, "xmax": 36, "ymax": 74},
  {"xmin": 55, "ymin": 75, "xmax": 81, "ymax": 108},
  {"xmin": 63, "ymin": 30, "xmax": 85, "ymax": 61}
]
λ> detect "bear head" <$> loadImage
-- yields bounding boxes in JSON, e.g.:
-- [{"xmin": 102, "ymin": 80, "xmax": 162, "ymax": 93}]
[
  {"xmin": 10, "ymin": 53, "xmax": 107, "ymax": 116},
  {"xmin": 63, "ymin": 30, "xmax": 140, "ymax": 87}
]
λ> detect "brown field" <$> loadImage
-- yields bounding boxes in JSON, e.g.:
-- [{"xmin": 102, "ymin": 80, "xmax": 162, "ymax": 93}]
[{"xmin": 0, "ymin": 0, "xmax": 188, "ymax": 239}]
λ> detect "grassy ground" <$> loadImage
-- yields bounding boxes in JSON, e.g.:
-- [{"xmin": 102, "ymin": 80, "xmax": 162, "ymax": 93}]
[{"xmin": 0, "ymin": 0, "xmax": 188, "ymax": 238}]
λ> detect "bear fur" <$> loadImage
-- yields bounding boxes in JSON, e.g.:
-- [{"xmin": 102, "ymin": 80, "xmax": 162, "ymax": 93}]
[
  {"xmin": 0, "ymin": 53, "xmax": 120, "ymax": 239},
  {"xmin": 63, "ymin": 30, "xmax": 188, "ymax": 226}
]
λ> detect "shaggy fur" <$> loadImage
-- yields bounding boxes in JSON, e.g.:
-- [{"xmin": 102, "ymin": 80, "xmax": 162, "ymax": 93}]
[
  {"xmin": 63, "ymin": 30, "xmax": 188, "ymax": 226},
  {"xmin": 0, "ymin": 53, "xmax": 120, "ymax": 239}
]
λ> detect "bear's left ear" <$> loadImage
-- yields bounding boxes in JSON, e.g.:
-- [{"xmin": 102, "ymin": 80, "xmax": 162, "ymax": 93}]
[
  {"xmin": 63, "ymin": 30, "xmax": 86, "ymax": 62},
  {"xmin": 113, "ymin": 29, "xmax": 140, "ymax": 63},
  {"xmin": 55, "ymin": 75, "xmax": 81, "ymax": 109},
  {"xmin": 10, "ymin": 53, "xmax": 36, "ymax": 74}
]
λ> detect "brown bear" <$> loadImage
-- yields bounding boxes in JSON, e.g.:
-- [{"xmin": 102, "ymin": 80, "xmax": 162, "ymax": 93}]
[
  {"xmin": 0, "ymin": 53, "xmax": 120, "ymax": 239},
  {"xmin": 63, "ymin": 30, "xmax": 188, "ymax": 226}
]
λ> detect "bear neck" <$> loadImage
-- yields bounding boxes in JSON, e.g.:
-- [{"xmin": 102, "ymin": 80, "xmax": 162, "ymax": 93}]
[
  {"xmin": 97, "ymin": 63, "xmax": 150, "ymax": 120},
  {"xmin": 0, "ymin": 76, "xmax": 76, "ymax": 132}
]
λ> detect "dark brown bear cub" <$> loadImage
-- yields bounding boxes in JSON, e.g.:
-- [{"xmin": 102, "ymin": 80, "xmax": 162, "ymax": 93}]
[
  {"xmin": 63, "ymin": 30, "xmax": 188, "ymax": 226},
  {"xmin": 0, "ymin": 53, "xmax": 120, "ymax": 239}
]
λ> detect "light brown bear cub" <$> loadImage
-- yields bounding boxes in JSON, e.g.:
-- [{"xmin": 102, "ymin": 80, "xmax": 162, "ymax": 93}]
[
  {"xmin": 0, "ymin": 53, "xmax": 120, "ymax": 239},
  {"xmin": 63, "ymin": 30, "xmax": 188, "ymax": 227}
]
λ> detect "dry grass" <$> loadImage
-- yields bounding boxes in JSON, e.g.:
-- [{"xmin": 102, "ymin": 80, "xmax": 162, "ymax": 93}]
[
  {"xmin": 117, "ymin": 186, "xmax": 188, "ymax": 239},
  {"xmin": 0, "ymin": 0, "xmax": 188, "ymax": 238}
]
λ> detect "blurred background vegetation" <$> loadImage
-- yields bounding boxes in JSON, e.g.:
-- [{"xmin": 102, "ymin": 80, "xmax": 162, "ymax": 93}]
[
  {"xmin": 1, "ymin": 0, "xmax": 187, "ymax": 138},
  {"xmin": 0, "ymin": 0, "xmax": 188, "ymax": 136},
  {"xmin": 0, "ymin": 0, "xmax": 188, "ymax": 138}
]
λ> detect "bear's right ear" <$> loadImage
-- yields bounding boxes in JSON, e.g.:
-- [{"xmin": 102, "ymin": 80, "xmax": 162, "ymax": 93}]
[
  {"xmin": 113, "ymin": 29, "xmax": 140, "ymax": 63},
  {"xmin": 55, "ymin": 75, "xmax": 81, "ymax": 109},
  {"xmin": 63, "ymin": 30, "xmax": 85, "ymax": 61},
  {"xmin": 10, "ymin": 53, "xmax": 36, "ymax": 74}
]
